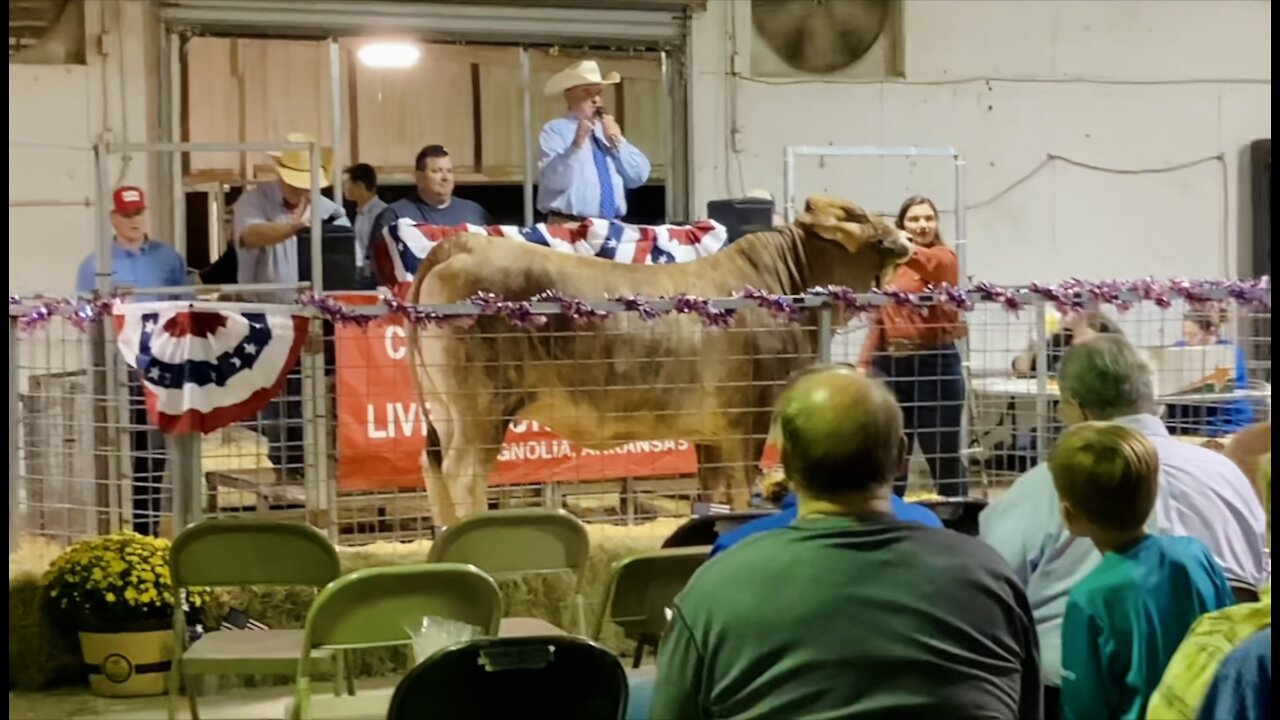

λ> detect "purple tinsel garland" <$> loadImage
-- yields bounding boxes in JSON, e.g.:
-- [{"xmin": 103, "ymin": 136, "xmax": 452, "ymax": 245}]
[{"xmin": 11, "ymin": 277, "xmax": 1271, "ymax": 333}]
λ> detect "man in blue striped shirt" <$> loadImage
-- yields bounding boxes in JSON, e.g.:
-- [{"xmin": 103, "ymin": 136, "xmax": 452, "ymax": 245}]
[{"xmin": 536, "ymin": 60, "xmax": 651, "ymax": 223}]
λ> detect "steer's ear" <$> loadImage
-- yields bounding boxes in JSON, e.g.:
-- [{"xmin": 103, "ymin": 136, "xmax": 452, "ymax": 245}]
[
  {"xmin": 835, "ymin": 200, "xmax": 872, "ymax": 225},
  {"xmin": 796, "ymin": 210, "xmax": 879, "ymax": 253},
  {"xmin": 802, "ymin": 196, "xmax": 872, "ymax": 224}
]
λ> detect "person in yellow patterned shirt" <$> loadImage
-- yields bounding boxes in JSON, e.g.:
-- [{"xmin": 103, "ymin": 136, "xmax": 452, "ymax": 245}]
[{"xmin": 1145, "ymin": 449, "xmax": 1271, "ymax": 720}]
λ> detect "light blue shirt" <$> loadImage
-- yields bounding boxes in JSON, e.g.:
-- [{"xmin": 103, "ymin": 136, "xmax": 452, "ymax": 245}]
[
  {"xmin": 978, "ymin": 413, "xmax": 1269, "ymax": 686},
  {"xmin": 536, "ymin": 116, "xmax": 651, "ymax": 218},
  {"xmin": 75, "ymin": 238, "xmax": 191, "ymax": 301},
  {"xmin": 232, "ymin": 181, "xmax": 349, "ymax": 294}
]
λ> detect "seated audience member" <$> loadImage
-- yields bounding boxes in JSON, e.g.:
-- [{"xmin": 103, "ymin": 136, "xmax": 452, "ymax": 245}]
[
  {"xmin": 1145, "ymin": 443, "xmax": 1272, "ymax": 720},
  {"xmin": 979, "ymin": 335, "xmax": 1268, "ymax": 717},
  {"xmin": 1145, "ymin": 586, "xmax": 1271, "ymax": 719},
  {"xmin": 1165, "ymin": 308, "xmax": 1254, "ymax": 436},
  {"xmin": 1224, "ymin": 421, "xmax": 1273, "ymax": 494},
  {"xmin": 650, "ymin": 365, "xmax": 1041, "ymax": 720},
  {"xmin": 1011, "ymin": 309, "xmax": 1123, "ymax": 378},
  {"xmin": 370, "ymin": 144, "xmax": 489, "ymax": 285},
  {"xmin": 1051, "ymin": 422, "xmax": 1234, "ymax": 720},
  {"xmin": 1195, "ymin": 627, "xmax": 1272, "ymax": 720},
  {"xmin": 1225, "ymin": 422, "xmax": 1272, "ymax": 548},
  {"xmin": 711, "ymin": 470, "xmax": 943, "ymax": 558},
  {"xmin": 992, "ymin": 310, "xmax": 1124, "ymax": 473}
]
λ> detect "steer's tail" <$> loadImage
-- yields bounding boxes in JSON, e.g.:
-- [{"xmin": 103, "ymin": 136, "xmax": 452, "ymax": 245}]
[{"xmin": 406, "ymin": 235, "xmax": 476, "ymax": 513}]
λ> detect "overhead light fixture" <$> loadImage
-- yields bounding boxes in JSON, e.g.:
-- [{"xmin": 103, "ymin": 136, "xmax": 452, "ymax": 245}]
[{"xmin": 357, "ymin": 41, "xmax": 421, "ymax": 69}]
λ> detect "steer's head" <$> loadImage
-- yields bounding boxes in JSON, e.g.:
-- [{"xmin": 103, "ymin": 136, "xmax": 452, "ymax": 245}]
[{"xmin": 796, "ymin": 196, "xmax": 913, "ymax": 263}]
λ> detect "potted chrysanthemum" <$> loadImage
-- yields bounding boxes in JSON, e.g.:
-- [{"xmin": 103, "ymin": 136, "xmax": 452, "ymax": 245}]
[{"xmin": 42, "ymin": 531, "xmax": 209, "ymax": 697}]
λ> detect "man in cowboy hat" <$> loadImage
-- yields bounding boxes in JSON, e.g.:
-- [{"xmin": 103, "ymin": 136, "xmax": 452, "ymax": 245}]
[
  {"xmin": 537, "ymin": 59, "xmax": 651, "ymax": 224},
  {"xmin": 232, "ymin": 132, "xmax": 350, "ymax": 484},
  {"xmin": 233, "ymin": 132, "xmax": 350, "ymax": 293}
]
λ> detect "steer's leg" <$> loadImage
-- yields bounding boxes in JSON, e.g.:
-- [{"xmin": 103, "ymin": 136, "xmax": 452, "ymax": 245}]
[
  {"xmin": 695, "ymin": 441, "xmax": 753, "ymax": 509},
  {"xmin": 439, "ymin": 416, "xmax": 506, "ymax": 522}
]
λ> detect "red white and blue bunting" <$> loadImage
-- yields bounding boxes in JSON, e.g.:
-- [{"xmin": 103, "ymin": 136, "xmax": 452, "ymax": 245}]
[
  {"xmin": 377, "ymin": 217, "xmax": 730, "ymax": 284},
  {"xmin": 112, "ymin": 303, "xmax": 309, "ymax": 434}
]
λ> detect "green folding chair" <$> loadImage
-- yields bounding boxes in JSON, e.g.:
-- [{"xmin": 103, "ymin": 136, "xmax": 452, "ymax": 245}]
[
  {"xmin": 293, "ymin": 563, "xmax": 502, "ymax": 720},
  {"xmin": 168, "ymin": 519, "xmax": 343, "ymax": 720},
  {"xmin": 428, "ymin": 508, "xmax": 590, "ymax": 635},
  {"xmin": 595, "ymin": 546, "xmax": 710, "ymax": 668}
]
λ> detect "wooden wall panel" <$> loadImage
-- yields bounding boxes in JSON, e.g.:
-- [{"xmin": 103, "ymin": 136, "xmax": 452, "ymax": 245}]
[
  {"xmin": 239, "ymin": 39, "xmax": 334, "ymax": 181},
  {"xmin": 184, "ymin": 37, "xmax": 242, "ymax": 179},
  {"xmin": 349, "ymin": 41, "xmax": 476, "ymax": 175},
  {"xmin": 182, "ymin": 40, "xmax": 667, "ymax": 185},
  {"xmin": 608, "ymin": 57, "xmax": 666, "ymax": 181},
  {"xmin": 475, "ymin": 46, "xmax": 524, "ymax": 176}
]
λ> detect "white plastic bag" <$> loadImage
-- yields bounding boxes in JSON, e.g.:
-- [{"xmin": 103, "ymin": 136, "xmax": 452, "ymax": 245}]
[{"xmin": 407, "ymin": 616, "xmax": 480, "ymax": 665}]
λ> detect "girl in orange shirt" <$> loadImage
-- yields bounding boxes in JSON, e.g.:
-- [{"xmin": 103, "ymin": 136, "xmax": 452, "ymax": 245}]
[{"xmin": 859, "ymin": 196, "xmax": 968, "ymax": 497}]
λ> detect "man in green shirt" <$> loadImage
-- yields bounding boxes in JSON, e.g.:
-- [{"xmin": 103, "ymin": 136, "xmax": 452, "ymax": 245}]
[{"xmin": 650, "ymin": 365, "xmax": 1042, "ymax": 719}]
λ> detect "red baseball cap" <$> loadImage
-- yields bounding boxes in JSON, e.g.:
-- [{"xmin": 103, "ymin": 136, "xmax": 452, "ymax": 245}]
[{"xmin": 112, "ymin": 186, "xmax": 147, "ymax": 213}]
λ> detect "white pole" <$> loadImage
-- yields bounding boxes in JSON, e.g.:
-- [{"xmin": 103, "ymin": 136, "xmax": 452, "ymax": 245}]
[
  {"xmin": 520, "ymin": 46, "xmax": 534, "ymax": 227},
  {"xmin": 309, "ymin": 142, "xmax": 324, "ymax": 293},
  {"xmin": 329, "ymin": 39, "xmax": 344, "ymax": 208},
  {"xmin": 168, "ymin": 32, "xmax": 185, "ymax": 257}
]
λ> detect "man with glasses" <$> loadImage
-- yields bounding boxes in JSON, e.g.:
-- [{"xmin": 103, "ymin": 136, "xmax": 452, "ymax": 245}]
[{"xmin": 979, "ymin": 334, "xmax": 1268, "ymax": 719}]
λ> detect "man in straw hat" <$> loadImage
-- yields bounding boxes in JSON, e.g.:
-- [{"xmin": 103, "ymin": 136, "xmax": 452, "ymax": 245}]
[
  {"xmin": 232, "ymin": 132, "xmax": 350, "ymax": 484},
  {"xmin": 537, "ymin": 59, "xmax": 651, "ymax": 224},
  {"xmin": 233, "ymin": 132, "xmax": 350, "ymax": 292}
]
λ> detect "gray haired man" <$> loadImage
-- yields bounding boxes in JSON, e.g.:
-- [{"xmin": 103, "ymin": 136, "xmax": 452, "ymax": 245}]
[{"xmin": 980, "ymin": 334, "xmax": 1268, "ymax": 708}]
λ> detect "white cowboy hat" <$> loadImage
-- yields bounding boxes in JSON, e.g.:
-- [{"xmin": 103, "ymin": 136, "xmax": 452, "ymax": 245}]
[
  {"xmin": 267, "ymin": 132, "xmax": 335, "ymax": 189},
  {"xmin": 543, "ymin": 60, "xmax": 621, "ymax": 97}
]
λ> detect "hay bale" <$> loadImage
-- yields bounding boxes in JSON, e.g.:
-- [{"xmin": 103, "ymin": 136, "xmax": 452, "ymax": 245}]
[
  {"xmin": 8, "ymin": 518, "xmax": 682, "ymax": 690},
  {"xmin": 9, "ymin": 536, "xmax": 83, "ymax": 690}
]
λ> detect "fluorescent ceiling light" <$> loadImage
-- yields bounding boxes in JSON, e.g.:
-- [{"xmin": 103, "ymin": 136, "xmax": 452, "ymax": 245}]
[{"xmin": 358, "ymin": 41, "xmax": 421, "ymax": 69}]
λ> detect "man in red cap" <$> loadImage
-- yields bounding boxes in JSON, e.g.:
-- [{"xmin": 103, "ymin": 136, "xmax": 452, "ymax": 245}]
[
  {"xmin": 74, "ymin": 185, "xmax": 191, "ymax": 536},
  {"xmin": 75, "ymin": 186, "xmax": 190, "ymax": 299}
]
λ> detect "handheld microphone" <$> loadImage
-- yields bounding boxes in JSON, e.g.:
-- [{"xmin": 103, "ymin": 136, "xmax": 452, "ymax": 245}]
[{"xmin": 594, "ymin": 106, "xmax": 616, "ymax": 147}]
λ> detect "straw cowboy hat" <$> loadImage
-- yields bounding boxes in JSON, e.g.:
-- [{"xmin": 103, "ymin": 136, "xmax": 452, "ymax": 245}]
[
  {"xmin": 543, "ymin": 60, "xmax": 621, "ymax": 97},
  {"xmin": 267, "ymin": 132, "xmax": 334, "ymax": 189}
]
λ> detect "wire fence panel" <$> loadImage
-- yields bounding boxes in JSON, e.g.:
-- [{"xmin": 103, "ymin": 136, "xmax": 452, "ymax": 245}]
[{"xmin": 10, "ymin": 292, "xmax": 1272, "ymax": 551}]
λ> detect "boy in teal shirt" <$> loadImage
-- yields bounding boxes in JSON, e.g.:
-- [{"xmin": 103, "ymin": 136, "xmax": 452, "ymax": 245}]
[{"xmin": 1051, "ymin": 422, "xmax": 1234, "ymax": 720}]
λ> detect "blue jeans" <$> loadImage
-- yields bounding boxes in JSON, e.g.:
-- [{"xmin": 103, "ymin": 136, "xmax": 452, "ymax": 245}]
[{"xmin": 871, "ymin": 345, "xmax": 968, "ymax": 497}]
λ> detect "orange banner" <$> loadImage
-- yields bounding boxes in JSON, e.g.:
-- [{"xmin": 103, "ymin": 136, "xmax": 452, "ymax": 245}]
[{"xmin": 334, "ymin": 310, "xmax": 698, "ymax": 491}]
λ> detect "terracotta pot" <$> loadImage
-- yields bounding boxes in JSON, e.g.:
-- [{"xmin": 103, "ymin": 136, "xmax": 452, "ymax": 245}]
[{"xmin": 78, "ymin": 629, "xmax": 172, "ymax": 697}]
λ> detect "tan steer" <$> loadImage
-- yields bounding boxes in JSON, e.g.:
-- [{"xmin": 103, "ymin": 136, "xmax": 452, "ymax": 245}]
[{"xmin": 410, "ymin": 196, "xmax": 913, "ymax": 525}]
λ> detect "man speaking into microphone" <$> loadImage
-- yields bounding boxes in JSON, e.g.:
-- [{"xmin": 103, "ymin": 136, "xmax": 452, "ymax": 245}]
[{"xmin": 537, "ymin": 60, "xmax": 652, "ymax": 225}]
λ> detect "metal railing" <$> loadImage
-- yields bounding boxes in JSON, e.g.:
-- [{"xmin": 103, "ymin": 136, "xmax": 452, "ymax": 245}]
[{"xmin": 11, "ymin": 288, "xmax": 1270, "ymax": 553}]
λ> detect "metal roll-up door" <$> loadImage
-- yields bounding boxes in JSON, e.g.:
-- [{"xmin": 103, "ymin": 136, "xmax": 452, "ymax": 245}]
[{"xmin": 160, "ymin": 0, "xmax": 692, "ymax": 46}]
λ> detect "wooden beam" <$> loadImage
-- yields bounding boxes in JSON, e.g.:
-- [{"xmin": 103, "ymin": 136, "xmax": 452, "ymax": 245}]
[{"xmin": 470, "ymin": 62, "xmax": 484, "ymax": 173}]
